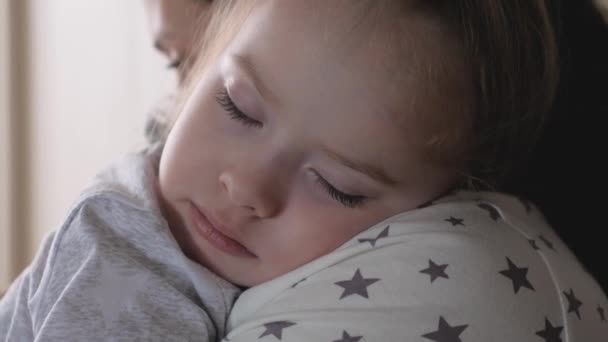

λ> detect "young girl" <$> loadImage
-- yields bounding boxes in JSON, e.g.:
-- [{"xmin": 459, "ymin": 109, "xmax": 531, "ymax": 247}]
[{"xmin": 2, "ymin": 0, "xmax": 606, "ymax": 341}]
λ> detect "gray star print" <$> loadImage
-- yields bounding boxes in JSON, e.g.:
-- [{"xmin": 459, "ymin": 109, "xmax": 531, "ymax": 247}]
[
  {"xmin": 478, "ymin": 203, "xmax": 501, "ymax": 221},
  {"xmin": 420, "ymin": 259, "xmax": 449, "ymax": 283},
  {"xmin": 499, "ymin": 257, "xmax": 535, "ymax": 294},
  {"xmin": 539, "ymin": 235, "xmax": 556, "ymax": 251},
  {"xmin": 598, "ymin": 305, "xmax": 606, "ymax": 322},
  {"xmin": 358, "ymin": 226, "xmax": 390, "ymax": 247},
  {"xmin": 332, "ymin": 330, "xmax": 363, "ymax": 342},
  {"xmin": 535, "ymin": 318, "xmax": 563, "ymax": 342},
  {"xmin": 291, "ymin": 278, "xmax": 307, "ymax": 288},
  {"xmin": 335, "ymin": 269, "xmax": 380, "ymax": 300},
  {"xmin": 529, "ymin": 239, "xmax": 540, "ymax": 250},
  {"xmin": 422, "ymin": 316, "xmax": 468, "ymax": 342},
  {"xmin": 518, "ymin": 197, "xmax": 533, "ymax": 213},
  {"xmin": 563, "ymin": 289, "xmax": 583, "ymax": 320},
  {"xmin": 445, "ymin": 217, "xmax": 465, "ymax": 227},
  {"xmin": 258, "ymin": 321, "xmax": 296, "ymax": 340}
]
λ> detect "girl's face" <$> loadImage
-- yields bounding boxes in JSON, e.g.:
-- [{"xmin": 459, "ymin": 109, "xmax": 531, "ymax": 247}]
[
  {"xmin": 159, "ymin": 0, "xmax": 462, "ymax": 287},
  {"xmin": 144, "ymin": 0, "xmax": 212, "ymax": 84}
]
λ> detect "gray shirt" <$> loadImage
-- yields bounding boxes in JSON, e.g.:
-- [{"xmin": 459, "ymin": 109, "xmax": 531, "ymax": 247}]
[{"xmin": 0, "ymin": 145, "xmax": 241, "ymax": 341}]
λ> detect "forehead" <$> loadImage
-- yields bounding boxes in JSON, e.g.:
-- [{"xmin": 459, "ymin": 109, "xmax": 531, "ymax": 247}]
[
  {"xmin": 227, "ymin": 0, "xmax": 448, "ymax": 120},
  {"xmin": 209, "ymin": 0, "xmax": 469, "ymax": 183}
]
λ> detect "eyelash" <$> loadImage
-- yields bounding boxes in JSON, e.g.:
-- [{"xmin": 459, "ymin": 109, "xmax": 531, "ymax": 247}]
[
  {"xmin": 313, "ymin": 171, "xmax": 367, "ymax": 209},
  {"xmin": 215, "ymin": 88, "xmax": 365, "ymax": 209},
  {"xmin": 215, "ymin": 89, "xmax": 263, "ymax": 128}
]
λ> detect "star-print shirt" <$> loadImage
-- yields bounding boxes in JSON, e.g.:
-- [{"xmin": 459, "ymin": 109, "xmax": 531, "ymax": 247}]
[
  {"xmin": 222, "ymin": 194, "xmax": 607, "ymax": 342},
  {"xmin": 0, "ymin": 144, "xmax": 241, "ymax": 341}
]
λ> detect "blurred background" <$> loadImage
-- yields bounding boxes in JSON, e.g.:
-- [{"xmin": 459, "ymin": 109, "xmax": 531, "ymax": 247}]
[
  {"xmin": 0, "ymin": 0, "xmax": 175, "ymax": 290},
  {"xmin": 1, "ymin": 0, "xmax": 608, "ymax": 293}
]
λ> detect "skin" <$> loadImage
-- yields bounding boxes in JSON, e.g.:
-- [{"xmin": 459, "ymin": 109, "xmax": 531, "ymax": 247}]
[
  {"xmin": 143, "ymin": 0, "xmax": 212, "ymax": 84},
  {"xmin": 158, "ymin": 0, "xmax": 468, "ymax": 287}
]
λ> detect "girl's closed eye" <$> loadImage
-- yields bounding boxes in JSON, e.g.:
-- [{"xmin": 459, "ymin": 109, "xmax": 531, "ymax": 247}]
[
  {"xmin": 311, "ymin": 170, "xmax": 367, "ymax": 209},
  {"xmin": 215, "ymin": 85, "xmax": 366, "ymax": 208},
  {"xmin": 216, "ymin": 88, "xmax": 263, "ymax": 128},
  {"xmin": 216, "ymin": 86, "xmax": 365, "ymax": 209}
]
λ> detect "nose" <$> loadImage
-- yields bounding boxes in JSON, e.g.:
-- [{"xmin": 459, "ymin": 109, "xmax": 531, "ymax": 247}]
[{"xmin": 219, "ymin": 167, "xmax": 283, "ymax": 219}]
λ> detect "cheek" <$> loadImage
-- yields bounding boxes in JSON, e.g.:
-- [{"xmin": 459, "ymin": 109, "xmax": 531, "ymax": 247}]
[
  {"xmin": 158, "ymin": 146, "xmax": 187, "ymax": 202},
  {"xmin": 159, "ymin": 121, "xmax": 214, "ymax": 198},
  {"xmin": 270, "ymin": 199, "xmax": 373, "ymax": 266}
]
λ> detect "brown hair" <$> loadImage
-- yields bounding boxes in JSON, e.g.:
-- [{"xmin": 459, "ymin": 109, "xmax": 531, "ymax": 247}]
[
  {"xmin": 414, "ymin": 0, "xmax": 559, "ymax": 189},
  {"xmin": 172, "ymin": 0, "xmax": 559, "ymax": 190}
]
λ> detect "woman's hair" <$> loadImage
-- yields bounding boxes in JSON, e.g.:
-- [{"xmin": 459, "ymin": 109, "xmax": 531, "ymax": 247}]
[{"xmin": 169, "ymin": 0, "xmax": 559, "ymax": 191}]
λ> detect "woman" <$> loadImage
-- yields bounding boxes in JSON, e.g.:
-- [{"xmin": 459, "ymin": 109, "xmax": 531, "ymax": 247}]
[{"xmin": 142, "ymin": 0, "xmax": 214, "ymax": 143}]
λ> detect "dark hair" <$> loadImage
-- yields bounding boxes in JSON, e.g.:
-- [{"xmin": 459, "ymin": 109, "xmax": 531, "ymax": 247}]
[{"xmin": 417, "ymin": 0, "xmax": 559, "ymax": 189}]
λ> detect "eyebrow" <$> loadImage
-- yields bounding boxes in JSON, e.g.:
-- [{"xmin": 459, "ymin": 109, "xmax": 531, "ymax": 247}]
[
  {"xmin": 231, "ymin": 55, "xmax": 397, "ymax": 186},
  {"xmin": 230, "ymin": 54, "xmax": 279, "ymax": 104},
  {"xmin": 321, "ymin": 146, "xmax": 398, "ymax": 186}
]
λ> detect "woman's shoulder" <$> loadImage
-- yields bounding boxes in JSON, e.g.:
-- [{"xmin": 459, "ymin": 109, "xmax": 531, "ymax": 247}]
[
  {"xmin": 75, "ymin": 143, "xmax": 164, "ymax": 212},
  {"xmin": 49, "ymin": 143, "xmax": 170, "ymax": 261}
]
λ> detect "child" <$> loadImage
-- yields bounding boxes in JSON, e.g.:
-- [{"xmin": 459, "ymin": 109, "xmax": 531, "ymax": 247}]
[{"xmin": 2, "ymin": 0, "xmax": 606, "ymax": 341}]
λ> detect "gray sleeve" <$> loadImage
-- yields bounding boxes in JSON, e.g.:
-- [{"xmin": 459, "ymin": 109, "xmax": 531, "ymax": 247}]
[
  {"xmin": 0, "ymin": 272, "xmax": 34, "ymax": 341},
  {"xmin": 0, "ymin": 230, "xmax": 55, "ymax": 341},
  {"xmin": 1, "ymin": 197, "xmax": 220, "ymax": 342}
]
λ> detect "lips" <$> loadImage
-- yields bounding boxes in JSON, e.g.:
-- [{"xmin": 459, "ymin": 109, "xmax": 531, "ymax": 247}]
[{"xmin": 189, "ymin": 202, "xmax": 256, "ymax": 258}]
